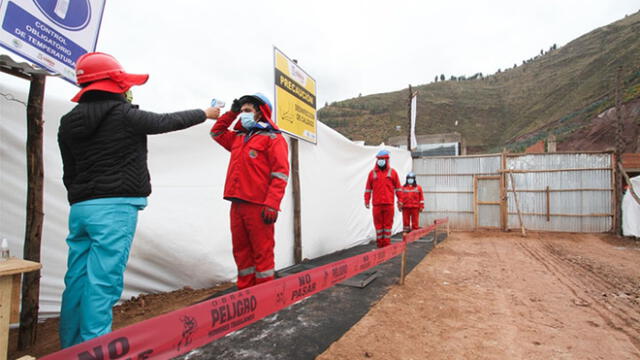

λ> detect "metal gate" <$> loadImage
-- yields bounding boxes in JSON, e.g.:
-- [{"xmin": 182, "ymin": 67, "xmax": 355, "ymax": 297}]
[
  {"xmin": 414, "ymin": 152, "xmax": 614, "ymax": 232},
  {"xmin": 474, "ymin": 176, "xmax": 501, "ymax": 229},
  {"xmin": 505, "ymin": 153, "xmax": 613, "ymax": 232}
]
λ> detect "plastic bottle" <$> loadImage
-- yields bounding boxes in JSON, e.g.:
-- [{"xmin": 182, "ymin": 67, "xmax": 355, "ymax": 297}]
[
  {"xmin": 211, "ymin": 99, "xmax": 226, "ymax": 108},
  {"xmin": 1, "ymin": 238, "xmax": 9, "ymax": 261}
]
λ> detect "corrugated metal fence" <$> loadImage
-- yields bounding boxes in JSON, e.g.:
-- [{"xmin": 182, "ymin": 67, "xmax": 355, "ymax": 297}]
[{"xmin": 414, "ymin": 152, "xmax": 614, "ymax": 233}]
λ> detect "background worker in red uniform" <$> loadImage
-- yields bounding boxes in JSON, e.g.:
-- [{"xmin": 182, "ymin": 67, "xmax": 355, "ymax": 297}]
[
  {"xmin": 210, "ymin": 93, "xmax": 289, "ymax": 289},
  {"xmin": 399, "ymin": 172, "xmax": 424, "ymax": 233},
  {"xmin": 364, "ymin": 150, "xmax": 402, "ymax": 247}
]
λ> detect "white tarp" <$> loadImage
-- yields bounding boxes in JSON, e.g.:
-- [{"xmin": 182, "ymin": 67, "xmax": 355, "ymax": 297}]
[
  {"xmin": 622, "ymin": 175, "xmax": 640, "ymax": 237},
  {"xmin": 0, "ymin": 81, "xmax": 411, "ymax": 317}
]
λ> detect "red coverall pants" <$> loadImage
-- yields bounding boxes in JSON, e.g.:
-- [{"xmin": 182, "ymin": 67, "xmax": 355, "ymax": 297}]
[
  {"xmin": 402, "ymin": 208, "xmax": 421, "ymax": 232},
  {"xmin": 373, "ymin": 204, "xmax": 394, "ymax": 248},
  {"xmin": 230, "ymin": 202, "xmax": 275, "ymax": 289}
]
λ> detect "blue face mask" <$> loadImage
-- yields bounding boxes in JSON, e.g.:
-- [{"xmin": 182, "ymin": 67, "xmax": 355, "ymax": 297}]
[
  {"xmin": 377, "ymin": 159, "xmax": 386, "ymax": 168},
  {"xmin": 408, "ymin": 178, "xmax": 415, "ymax": 185},
  {"xmin": 240, "ymin": 112, "xmax": 257, "ymax": 130}
]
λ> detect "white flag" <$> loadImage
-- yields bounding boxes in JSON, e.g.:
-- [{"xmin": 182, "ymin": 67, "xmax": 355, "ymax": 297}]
[{"xmin": 410, "ymin": 95, "xmax": 417, "ymax": 150}]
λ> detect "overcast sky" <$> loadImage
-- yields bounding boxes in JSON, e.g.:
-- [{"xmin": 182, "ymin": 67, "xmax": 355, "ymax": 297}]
[{"xmin": 1, "ymin": 0, "xmax": 639, "ymax": 113}]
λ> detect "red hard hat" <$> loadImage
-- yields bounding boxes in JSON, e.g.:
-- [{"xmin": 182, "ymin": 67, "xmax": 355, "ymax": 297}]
[{"xmin": 71, "ymin": 52, "xmax": 149, "ymax": 102}]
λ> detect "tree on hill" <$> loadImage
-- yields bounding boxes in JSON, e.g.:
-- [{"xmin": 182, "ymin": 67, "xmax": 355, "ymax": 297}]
[
  {"xmin": 434, "ymin": 75, "xmax": 438, "ymax": 82},
  {"xmin": 440, "ymin": 74, "xmax": 445, "ymax": 81}
]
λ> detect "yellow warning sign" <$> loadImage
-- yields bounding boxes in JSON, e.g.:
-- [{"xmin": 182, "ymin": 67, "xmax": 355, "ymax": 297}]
[{"xmin": 274, "ymin": 47, "xmax": 317, "ymax": 144}]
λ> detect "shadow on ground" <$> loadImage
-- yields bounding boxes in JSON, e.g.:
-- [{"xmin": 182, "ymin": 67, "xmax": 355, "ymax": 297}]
[{"xmin": 176, "ymin": 232, "xmax": 447, "ymax": 360}]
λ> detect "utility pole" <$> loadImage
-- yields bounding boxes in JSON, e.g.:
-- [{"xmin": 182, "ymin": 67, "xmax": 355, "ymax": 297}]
[
  {"xmin": 614, "ymin": 65, "xmax": 624, "ymax": 236},
  {"xmin": 19, "ymin": 73, "xmax": 46, "ymax": 350}
]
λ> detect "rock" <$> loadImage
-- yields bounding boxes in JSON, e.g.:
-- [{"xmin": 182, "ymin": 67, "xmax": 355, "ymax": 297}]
[{"xmin": 572, "ymin": 299, "xmax": 590, "ymax": 307}]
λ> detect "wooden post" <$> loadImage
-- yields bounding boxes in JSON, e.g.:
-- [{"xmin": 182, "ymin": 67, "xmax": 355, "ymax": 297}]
[
  {"xmin": 545, "ymin": 186, "xmax": 550, "ymax": 222},
  {"xmin": 18, "ymin": 73, "xmax": 45, "ymax": 350},
  {"xmin": 508, "ymin": 171, "xmax": 527, "ymax": 237},
  {"xmin": 473, "ymin": 176, "xmax": 479, "ymax": 229},
  {"xmin": 500, "ymin": 150, "xmax": 507, "ymax": 230},
  {"xmin": 613, "ymin": 66, "xmax": 624, "ymax": 235},
  {"xmin": 0, "ymin": 276, "xmax": 11, "ymax": 360},
  {"xmin": 291, "ymin": 138, "xmax": 302, "ymax": 264},
  {"xmin": 610, "ymin": 153, "xmax": 617, "ymax": 232},
  {"xmin": 399, "ymin": 234, "xmax": 407, "ymax": 285},
  {"xmin": 433, "ymin": 220, "xmax": 438, "ymax": 243},
  {"xmin": 618, "ymin": 162, "xmax": 640, "ymax": 205},
  {"xmin": 290, "ymin": 59, "xmax": 303, "ymax": 264},
  {"xmin": 10, "ymin": 275, "xmax": 21, "ymax": 323}
]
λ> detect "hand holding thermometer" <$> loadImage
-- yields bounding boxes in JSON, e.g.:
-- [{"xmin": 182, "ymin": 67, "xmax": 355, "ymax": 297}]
[{"xmin": 211, "ymin": 99, "xmax": 226, "ymax": 108}]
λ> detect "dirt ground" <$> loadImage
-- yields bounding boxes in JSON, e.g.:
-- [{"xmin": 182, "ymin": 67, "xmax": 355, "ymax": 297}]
[
  {"xmin": 9, "ymin": 231, "xmax": 640, "ymax": 359},
  {"xmin": 8, "ymin": 283, "xmax": 233, "ymax": 359},
  {"xmin": 317, "ymin": 231, "xmax": 640, "ymax": 360}
]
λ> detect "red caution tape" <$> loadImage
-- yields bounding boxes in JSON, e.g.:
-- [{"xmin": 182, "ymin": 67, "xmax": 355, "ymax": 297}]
[
  {"xmin": 404, "ymin": 218, "xmax": 448, "ymax": 243},
  {"xmin": 41, "ymin": 218, "xmax": 447, "ymax": 360}
]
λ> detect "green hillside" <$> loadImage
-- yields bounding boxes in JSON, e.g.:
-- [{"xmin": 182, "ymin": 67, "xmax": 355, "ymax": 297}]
[{"xmin": 318, "ymin": 11, "xmax": 640, "ymax": 152}]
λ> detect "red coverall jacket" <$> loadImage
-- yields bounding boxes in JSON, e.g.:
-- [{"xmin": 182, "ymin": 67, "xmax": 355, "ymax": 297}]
[
  {"xmin": 364, "ymin": 166, "xmax": 402, "ymax": 206},
  {"xmin": 210, "ymin": 109, "xmax": 289, "ymax": 211},
  {"xmin": 400, "ymin": 184, "xmax": 424, "ymax": 209}
]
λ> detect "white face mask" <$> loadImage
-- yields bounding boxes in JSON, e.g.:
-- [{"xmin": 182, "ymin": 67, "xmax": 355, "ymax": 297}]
[
  {"xmin": 408, "ymin": 178, "xmax": 415, "ymax": 184},
  {"xmin": 377, "ymin": 159, "xmax": 386, "ymax": 168},
  {"xmin": 240, "ymin": 112, "xmax": 257, "ymax": 130}
]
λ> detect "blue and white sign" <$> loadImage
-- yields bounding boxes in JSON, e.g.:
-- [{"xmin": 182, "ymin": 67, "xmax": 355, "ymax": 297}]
[{"xmin": 0, "ymin": 0, "xmax": 105, "ymax": 82}]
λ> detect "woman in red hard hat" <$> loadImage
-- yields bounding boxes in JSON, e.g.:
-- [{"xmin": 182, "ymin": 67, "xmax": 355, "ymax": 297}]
[
  {"xmin": 57, "ymin": 52, "xmax": 221, "ymax": 348},
  {"xmin": 364, "ymin": 150, "xmax": 402, "ymax": 247},
  {"xmin": 210, "ymin": 93, "xmax": 289, "ymax": 289}
]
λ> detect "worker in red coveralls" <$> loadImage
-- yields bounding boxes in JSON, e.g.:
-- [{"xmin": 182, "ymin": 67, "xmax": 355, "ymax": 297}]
[
  {"xmin": 364, "ymin": 150, "xmax": 402, "ymax": 247},
  {"xmin": 398, "ymin": 172, "xmax": 424, "ymax": 233},
  {"xmin": 210, "ymin": 93, "xmax": 289, "ymax": 289}
]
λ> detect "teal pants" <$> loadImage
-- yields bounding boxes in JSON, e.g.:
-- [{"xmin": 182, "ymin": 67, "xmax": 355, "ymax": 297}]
[{"xmin": 59, "ymin": 198, "xmax": 146, "ymax": 348}]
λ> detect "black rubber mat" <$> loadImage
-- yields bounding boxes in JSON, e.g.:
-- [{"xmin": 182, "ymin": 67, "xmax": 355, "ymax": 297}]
[{"xmin": 175, "ymin": 232, "xmax": 447, "ymax": 360}]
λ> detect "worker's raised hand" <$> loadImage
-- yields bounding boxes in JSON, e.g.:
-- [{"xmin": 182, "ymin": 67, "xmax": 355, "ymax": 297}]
[
  {"xmin": 365, "ymin": 203, "xmax": 370, "ymax": 209},
  {"xmin": 261, "ymin": 206, "xmax": 278, "ymax": 224},
  {"xmin": 231, "ymin": 99, "xmax": 241, "ymax": 113},
  {"xmin": 204, "ymin": 107, "xmax": 221, "ymax": 119}
]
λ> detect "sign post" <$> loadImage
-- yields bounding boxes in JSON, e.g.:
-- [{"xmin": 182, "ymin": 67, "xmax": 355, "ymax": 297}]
[
  {"xmin": 0, "ymin": 0, "xmax": 106, "ymax": 83},
  {"xmin": 273, "ymin": 48, "xmax": 317, "ymax": 263}
]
